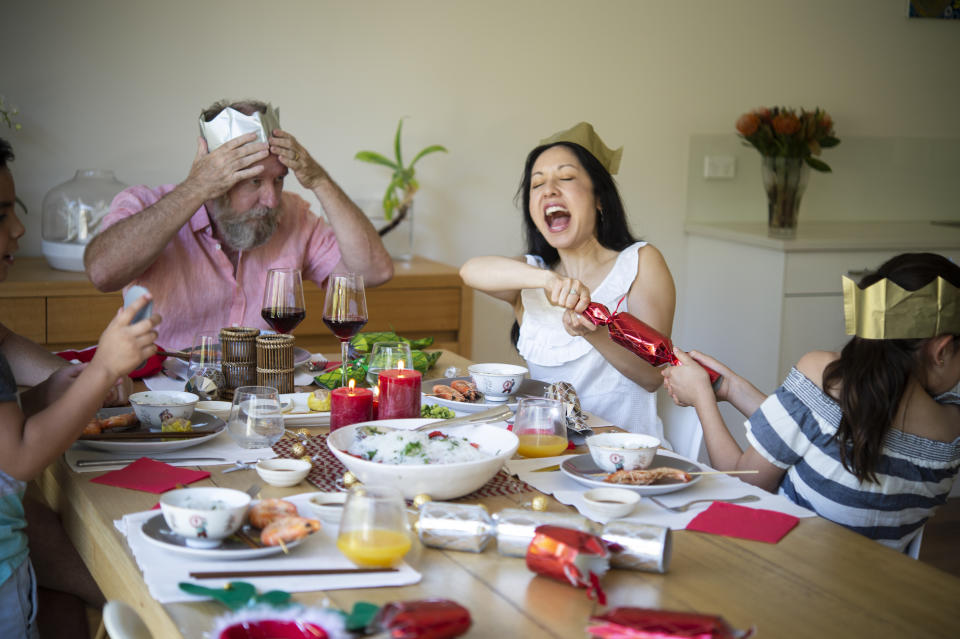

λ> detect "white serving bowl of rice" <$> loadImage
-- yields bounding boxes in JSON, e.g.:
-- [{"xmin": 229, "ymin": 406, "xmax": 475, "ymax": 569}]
[{"xmin": 327, "ymin": 418, "xmax": 519, "ymax": 500}]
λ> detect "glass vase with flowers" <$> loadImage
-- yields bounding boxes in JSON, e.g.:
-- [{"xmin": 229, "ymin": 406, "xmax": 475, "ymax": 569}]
[{"xmin": 736, "ymin": 106, "xmax": 840, "ymax": 237}]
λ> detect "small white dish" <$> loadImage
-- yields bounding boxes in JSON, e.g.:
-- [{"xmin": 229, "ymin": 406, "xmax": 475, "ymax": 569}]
[
  {"xmin": 305, "ymin": 491, "xmax": 347, "ymax": 521},
  {"xmin": 581, "ymin": 487, "xmax": 641, "ymax": 519},
  {"xmin": 255, "ymin": 458, "xmax": 311, "ymax": 487},
  {"xmin": 586, "ymin": 432, "xmax": 660, "ymax": 472},
  {"xmin": 196, "ymin": 400, "xmax": 231, "ymax": 420}
]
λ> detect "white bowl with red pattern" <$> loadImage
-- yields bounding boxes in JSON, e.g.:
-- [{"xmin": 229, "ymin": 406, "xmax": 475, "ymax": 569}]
[{"xmin": 585, "ymin": 433, "xmax": 660, "ymax": 473}]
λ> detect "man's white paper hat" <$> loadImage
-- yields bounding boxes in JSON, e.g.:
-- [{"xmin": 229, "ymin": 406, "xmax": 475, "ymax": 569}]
[{"xmin": 199, "ymin": 104, "xmax": 280, "ymax": 151}]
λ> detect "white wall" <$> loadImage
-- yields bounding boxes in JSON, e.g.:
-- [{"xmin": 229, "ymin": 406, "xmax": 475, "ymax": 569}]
[{"xmin": 4, "ymin": 0, "xmax": 959, "ymax": 369}]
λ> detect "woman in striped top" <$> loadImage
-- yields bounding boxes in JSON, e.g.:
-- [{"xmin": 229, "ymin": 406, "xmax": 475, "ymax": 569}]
[{"xmin": 662, "ymin": 253, "xmax": 960, "ymax": 552}]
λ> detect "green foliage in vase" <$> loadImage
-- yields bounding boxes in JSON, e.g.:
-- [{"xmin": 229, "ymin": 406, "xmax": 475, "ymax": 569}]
[
  {"xmin": 355, "ymin": 119, "xmax": 447, "ymax": 232},
  {"xmin": 0, "ymin": 96, "xmax": 21, "ymax": 132},
  {"xmin": 736, "ymin": 106, "xmax": 840, "ymax": 172}
]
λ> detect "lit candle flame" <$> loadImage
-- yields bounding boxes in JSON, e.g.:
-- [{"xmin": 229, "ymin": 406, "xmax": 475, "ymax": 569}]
[
  {"xmin": 348, "ymin": 379, "xmax": 356, "ymax": 390},
  {"xmin": 397, "ymin": 360, "xmax": 406, "ymax": 370}
]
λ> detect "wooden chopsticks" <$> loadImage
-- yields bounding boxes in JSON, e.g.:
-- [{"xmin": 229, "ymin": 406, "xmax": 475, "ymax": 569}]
[
  {"xmin": 79, "ymin": 430, "xmax": 212, "ymax": 441},
  {"xmin": 189, "ymin": 567, "xmax": 398, "ymax": 579}
]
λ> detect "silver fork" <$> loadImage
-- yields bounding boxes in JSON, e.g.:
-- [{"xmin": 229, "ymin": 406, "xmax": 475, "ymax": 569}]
[{"xmin": 648, "ymin": 494, "xmax": 761, "ymax": 513}]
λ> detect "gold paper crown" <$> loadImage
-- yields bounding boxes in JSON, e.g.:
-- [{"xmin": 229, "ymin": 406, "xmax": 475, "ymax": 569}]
[
  {"xmin": 199, "ymin": 104, "xmax": 281, "ymax": 151},
  {"xmin": 539, "ymin": 122, "xmax": 622, "ymax": 175},
  {"xmin": 843, "ymin": 275, "xmax": 960, "ymax": 339}
]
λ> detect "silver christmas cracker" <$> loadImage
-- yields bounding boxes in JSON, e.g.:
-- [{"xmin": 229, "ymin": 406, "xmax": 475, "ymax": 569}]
[
  {"xmin": 416, "ymin": 502, "xmax": 495, "ymax": 553},
  {"xmin": 493, "ymin": 508, "xmax": 594, "ymax": 557},
  {"xmin": 601, "ymin": 520, "xmax": 672, "ymax": 573}
]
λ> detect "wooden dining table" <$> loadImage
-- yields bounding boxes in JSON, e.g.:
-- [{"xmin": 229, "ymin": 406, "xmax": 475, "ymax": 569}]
[{"xmin": 35, "ymin": 350, "xmax": 960, "ymax": 639}]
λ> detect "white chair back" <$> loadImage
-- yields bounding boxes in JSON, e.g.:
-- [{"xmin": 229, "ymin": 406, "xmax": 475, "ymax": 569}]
[
  {"xmin": 661, "ymin": 406, "xmax": 705, "ymax": 462},
  {"xmin": 103, "ymin": 601, "xmax": 153, "ymax": 639},
  {"xmin": 905, "ymin": 527, "xmax": 924, "ymax": 560}
]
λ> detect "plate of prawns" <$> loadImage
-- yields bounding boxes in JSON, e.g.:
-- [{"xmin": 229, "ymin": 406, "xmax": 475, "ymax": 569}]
[
  {"xmin": 424, "ymin": 377, "xmax": 550, "ymax": 414},
  {"xmin": 141, "ymin": 497, "xmax": 321, "ymax": 559}
]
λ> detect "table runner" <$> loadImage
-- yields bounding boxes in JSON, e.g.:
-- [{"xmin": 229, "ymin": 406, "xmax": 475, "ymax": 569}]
[{"xmin": 273, "ymin": 434, "xmax": 533, "ymax": 499}]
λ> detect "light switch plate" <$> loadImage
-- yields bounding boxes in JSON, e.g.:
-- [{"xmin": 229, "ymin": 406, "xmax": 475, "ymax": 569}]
[{"xmin": 704, "ymin": 155, "xmax": 736, "ymax": 179}]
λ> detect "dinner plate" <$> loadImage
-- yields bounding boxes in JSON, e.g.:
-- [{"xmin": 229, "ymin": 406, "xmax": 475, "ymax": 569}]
[
  {"xmin": 422, "ymin": 377, "xmax": 549, "ymax": 414},
  {"xmin": 140, "ymin": 512, "xmax": 306, "ymax": 560},
  {"xmin": 280, "ymin": 392, "xmax": 330, "ymax": 427},
  {"xmin": 560, "ymin": 453, "xmax": 703, "ymax": 495},
  {"xmin": 76, "ymin": 409, "xmax": 226, "ymax": 454}
]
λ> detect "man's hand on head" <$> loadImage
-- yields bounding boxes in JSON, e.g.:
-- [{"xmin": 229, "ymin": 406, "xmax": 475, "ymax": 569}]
[
  {"xmin": 184, "ymin": 133, "xmax": 270, "ymax": 201},
  {"xmin": 270, "ymin": 129, "xmax": 328, "ymax": 190}
]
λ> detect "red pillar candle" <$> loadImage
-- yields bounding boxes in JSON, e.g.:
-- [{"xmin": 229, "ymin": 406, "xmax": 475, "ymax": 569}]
[
  {"xmin": 330, "ymin": 380, "xmax": 374, "ymax": 432},
  {"xmin": 377, "ymin": 366, "xmax": 422, "ymax": 420}
]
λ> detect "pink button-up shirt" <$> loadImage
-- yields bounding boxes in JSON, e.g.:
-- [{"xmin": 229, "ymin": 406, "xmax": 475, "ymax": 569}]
[{"xmin": 102, "ymin": 184, "xmax": 342, "ymax": 349}]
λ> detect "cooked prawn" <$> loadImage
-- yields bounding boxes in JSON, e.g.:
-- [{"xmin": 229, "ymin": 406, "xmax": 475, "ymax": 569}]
[
  {"xmin": 432, "ymin": 384, "xmax": 465, "ymax": 402},
  {"xmin": 260, "ymin": 515, "xmax": 322, "ymax": 546},
  {"xmin": 81, "ymin": 411, "xmax": 138, "ymax": 435},
  {"xmin": 604, "ymin": 467, "xmax": 692, "ymax": 486},
  {"xmin": 450, "ymin": 380, "xmax": 481, "ymax": 402},
  {"xmin": 248, "ymin": 498, "xmax": 299, "ymax": 529}
]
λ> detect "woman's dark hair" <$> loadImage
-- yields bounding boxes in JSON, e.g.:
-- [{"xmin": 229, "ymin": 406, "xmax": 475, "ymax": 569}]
[
  {"xmin": 510, "ymin": 141, "xmax": 638, "ymax": 347},
  {"xmin": 823, "ymin": 252, "xmax": 960, "ymax": 482},
  {"xmin": 0, "ymin": 138, "xmax": 13, "ymax": 169}
]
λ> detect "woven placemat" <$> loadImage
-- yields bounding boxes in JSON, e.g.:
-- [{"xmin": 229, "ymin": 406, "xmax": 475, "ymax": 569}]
[{"xmin": 273, "ymin": 433, "xmax": 533, "ymax": 499}]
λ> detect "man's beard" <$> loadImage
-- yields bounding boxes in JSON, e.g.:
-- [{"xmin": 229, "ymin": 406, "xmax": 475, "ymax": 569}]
[{"xmin": 208, "ymin": 197, "xmax": 281, "ymax": 251}]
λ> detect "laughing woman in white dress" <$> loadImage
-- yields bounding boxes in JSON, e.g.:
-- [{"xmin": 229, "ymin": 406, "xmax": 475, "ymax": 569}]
[{"xmin": 460, "ymin": 123, "xmax": 675, "ymax": 440}]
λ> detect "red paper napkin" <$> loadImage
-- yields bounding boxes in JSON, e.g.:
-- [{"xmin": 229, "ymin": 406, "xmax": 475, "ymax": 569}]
[
  {"xmin": 56, "ymin": 345, "xmax": 166, "ymax": 379},
  {"xmin": 90, "ymin": 457, "xmax": 210, "ymax": 493},
  {"xmin": 686, "ymin": 501, "xmax": 799, "ymax": 543}
]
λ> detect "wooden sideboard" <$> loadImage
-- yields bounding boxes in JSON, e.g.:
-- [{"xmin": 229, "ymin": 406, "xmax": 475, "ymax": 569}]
[{"xmin": 0, "ymin": 256, "xmax": 473, "ymax": 357}]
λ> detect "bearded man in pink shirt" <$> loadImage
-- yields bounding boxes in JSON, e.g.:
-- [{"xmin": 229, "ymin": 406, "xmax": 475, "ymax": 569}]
[{"xmin": 84, "ymin": 99, "xmax": 393, "ymax": 349}]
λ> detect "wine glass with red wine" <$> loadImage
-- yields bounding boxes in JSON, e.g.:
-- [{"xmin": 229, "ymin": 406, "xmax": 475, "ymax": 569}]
[
  {"xmin": 322, "ymin": 273, "xmax": 368, "ymax": 387},
  {"xmin": 261, "ymin": 268, "xmax": 306, "ymax": 334}
]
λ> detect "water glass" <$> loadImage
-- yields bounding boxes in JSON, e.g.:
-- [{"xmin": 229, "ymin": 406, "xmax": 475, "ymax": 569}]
[
  {"xmin": 226, "ymin": 386, "xmax": 285, "ymax": 449},
  {"xmin": 366, "ymin": 341, "xmax": 413, "ymax": 386},
  {"xmin": 336, "ymin": 484, "xmax": 412, "ymax": 567},
  {"xmin": 513, "ymin": 397, "xmax": 568, "ymax": 458}
]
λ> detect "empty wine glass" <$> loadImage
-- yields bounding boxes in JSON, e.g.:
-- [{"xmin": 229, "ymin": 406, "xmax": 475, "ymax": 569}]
[
  {"xmin": 513, "ymin": 397, "xmax": 568, "ymax": 458},
  {"xmin": 261, "ymin": 268, "xmax": 306, "ymax": 334},
  {"xmin": 336, "ymin": 484, "xmax": 412, "ymax": 567},
  {"xmin": 226, "ymin": 386, "xmax": 285, "ymax": 449},
  {"xmin": 322, "ymin": 273, "xmax": 368, "ymax": 387},
  {"xmin": 366, "ymin": 341, "xmax": 413, "ymax": 387}
]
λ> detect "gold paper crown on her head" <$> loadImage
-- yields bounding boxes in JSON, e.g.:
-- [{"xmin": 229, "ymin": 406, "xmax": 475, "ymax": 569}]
[
  {"xmin": 199, "ymin": 104, "xmax": 281, "ymax": 151},
  {"xmin": 539, "ymin": 122, "xmax": 623, "ymax": 175},
  {"xmin": 843, "ymin": 275, "xmax": 960, "ymax": 339}
]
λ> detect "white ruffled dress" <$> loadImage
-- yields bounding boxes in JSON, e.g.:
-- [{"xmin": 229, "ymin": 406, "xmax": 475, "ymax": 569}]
[{"xmin": 517, "ymin": 241, "xmax": 664, "ymax": 441}]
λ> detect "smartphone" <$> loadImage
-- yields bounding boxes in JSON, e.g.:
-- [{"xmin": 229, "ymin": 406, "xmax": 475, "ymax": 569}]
[{"xmin": 123, "ymin": 285, "xmax": 154, "ymax": 324}]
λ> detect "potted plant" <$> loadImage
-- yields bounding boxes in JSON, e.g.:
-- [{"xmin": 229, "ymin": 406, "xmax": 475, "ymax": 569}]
[{"xmin": 355, "ymin": 119, "xmax": 447, "ymax": 260}]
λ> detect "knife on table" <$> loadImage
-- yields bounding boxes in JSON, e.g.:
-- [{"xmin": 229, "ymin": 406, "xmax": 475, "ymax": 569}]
[{"xmin": 75, "ymin": 456, "xmax": 226, "ymax": 467}]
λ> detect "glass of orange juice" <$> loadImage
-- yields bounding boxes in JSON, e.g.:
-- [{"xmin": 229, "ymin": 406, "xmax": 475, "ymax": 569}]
[
  {"xmin": 336, "ymin": 484, "xmax": 412, "ymax": 567},
  {"xmin": 514, "ymin": 397, "xmax": 568, "ymax": 457}
]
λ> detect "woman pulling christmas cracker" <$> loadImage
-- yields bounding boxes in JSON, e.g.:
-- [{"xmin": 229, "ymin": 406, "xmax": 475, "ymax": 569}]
[{"xmin": 661, "ymin": 253, "xmax": 960, "ymax": 553}]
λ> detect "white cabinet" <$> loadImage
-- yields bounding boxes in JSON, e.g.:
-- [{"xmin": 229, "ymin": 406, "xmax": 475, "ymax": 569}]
[{"xmin": 675, "ymin": 221, "xmax": 960, "ymax": 452}]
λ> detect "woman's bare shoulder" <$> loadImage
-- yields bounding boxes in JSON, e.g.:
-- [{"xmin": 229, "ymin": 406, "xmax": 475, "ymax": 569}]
[{"xmin": 795, "ymin": 350, "xmax": 840, "ymax": 389}]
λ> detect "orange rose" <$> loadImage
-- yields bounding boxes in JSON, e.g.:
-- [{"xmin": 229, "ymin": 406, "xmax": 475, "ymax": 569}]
[
  {"xmin": 772, "ymin": 113, "xmax": 801, "ymax": 136},
  {"xmin": 736, "ymin": 113, "xmax": 760, "ymax": 137}
]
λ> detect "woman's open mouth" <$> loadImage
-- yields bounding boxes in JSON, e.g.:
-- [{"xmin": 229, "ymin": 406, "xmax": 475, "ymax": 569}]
[{"xmin": 544, "ymin": 204, "xmax": 570, "ymax": 232}]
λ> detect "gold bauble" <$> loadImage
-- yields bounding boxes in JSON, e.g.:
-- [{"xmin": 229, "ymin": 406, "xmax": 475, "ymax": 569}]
[
  {"xmin": 412, "ymin": 520, "xmax": 421, "ymax": 535},
  {"xmin": 531, "ymin": 495, "xmax": 549, "ymax": 512},
  {"xmin": 296, "ymin": 428, "xmax": 311, "ymax": 437},
  {"xmin": 299, "ymin": 455, "xmax": 313, "ymax": 465},
  {"xmin": 343, "ymin": 471, "xmax": 359, "ymax": 487},
  {"xmin": 412, "ymin": 494, "xmax": 433, "ymax": 508},
  {"xmin": 290, "ymin": 443, "xmax": 306, "ymax": 457}
]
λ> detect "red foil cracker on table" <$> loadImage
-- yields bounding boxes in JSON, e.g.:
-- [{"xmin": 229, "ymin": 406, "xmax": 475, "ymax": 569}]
[
  {"xmin": 583, "ymin": 302, "xmax": 721, "ymax": 385},
  {"xmin": 587, "ymin": 607, "xmax": 754, "ymax": 639},
  {"xmin": 526, "ymin": 525, "xmax": 609, "ymax": 603},
  {"xmin": 370, "ymin": 599, "xmax": 471, "ymax": 639}
]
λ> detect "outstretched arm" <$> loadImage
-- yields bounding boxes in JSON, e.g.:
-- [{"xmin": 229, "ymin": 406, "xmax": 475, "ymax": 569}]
[
  {"xmin": 0, "ymin": 322, "xmax": 68, "ymax": 385},
  {"xmin": 662, "ymin": 348, "xmax": 785, "ymax": 491},
  {"xmin": 85, "ymin": 133, "xmax": 268, "ymax": 291},
  {"xmin": 564, "ymin": 245, "xmax": 675, "ymax": 392},
  {"xmin": 0, "ymin": 296, "xmax": 160, "ymax": 480},
  {"xmin": 270, "ymin": 130, "xmax": 393, "ymax": 287},
  {"xmin": 460, "ymin": 255, "xmax": 592, "ymax": 312}
]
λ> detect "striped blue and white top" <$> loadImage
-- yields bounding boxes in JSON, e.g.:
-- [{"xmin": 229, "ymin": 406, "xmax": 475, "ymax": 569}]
[
  {"xmin": 746, "ymin": 368, "xmax": 960, "ymax": 552},
  {"xmin": 0, "ymin": 352, "xmax": 28, "ymax": 588}
]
